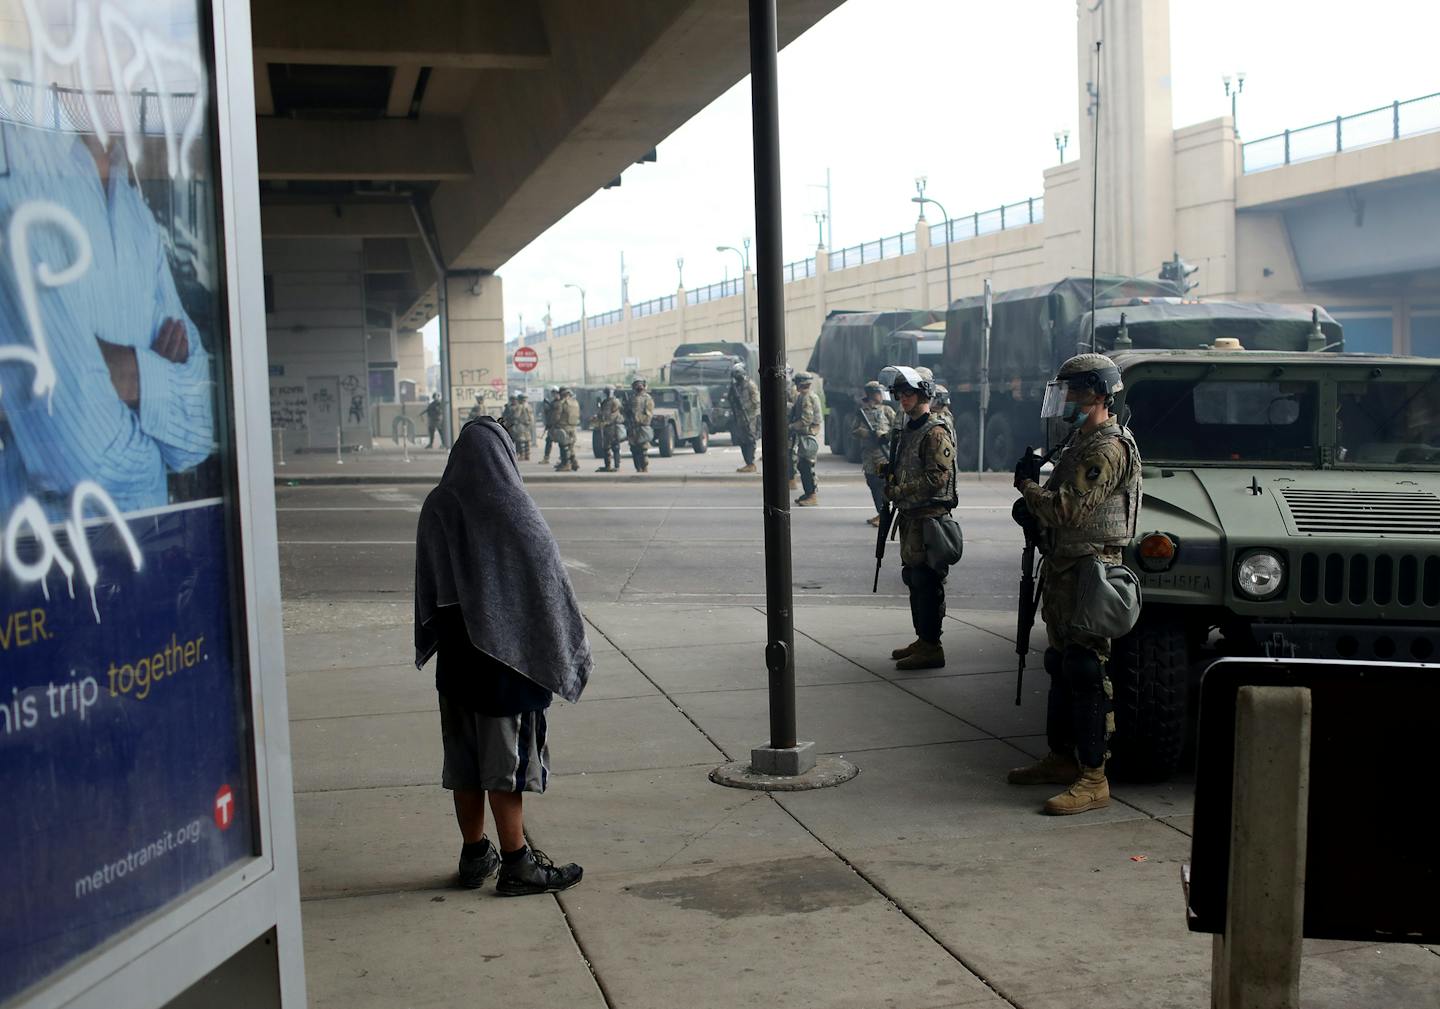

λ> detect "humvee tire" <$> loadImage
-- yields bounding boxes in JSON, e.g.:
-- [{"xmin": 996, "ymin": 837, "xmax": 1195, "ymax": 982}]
[
  {"xmin": 1107, "ymin": 618, "xmax": 1188, "ymax": 782},
  {"xmin": 657, "ymin": 422, "xmax": 675, "ymax": 457},
  {"xmin": 692, "ymin": 422, "xmax": 709, "ymax": 453}
]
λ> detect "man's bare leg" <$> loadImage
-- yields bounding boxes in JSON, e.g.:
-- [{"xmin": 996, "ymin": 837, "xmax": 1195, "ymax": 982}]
[
  {"xmin": 453, "ymin": 789, "xmax": 487, "ymax": 843},
  {"xmin": 488, "ymin": 790, "xmax": 525, "ymax": 853}
]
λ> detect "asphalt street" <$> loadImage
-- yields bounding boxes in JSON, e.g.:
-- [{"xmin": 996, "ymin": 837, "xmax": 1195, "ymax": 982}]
[{"xmin": 276, "ymin": 465, "xmax": 1024, "ymax": 610}]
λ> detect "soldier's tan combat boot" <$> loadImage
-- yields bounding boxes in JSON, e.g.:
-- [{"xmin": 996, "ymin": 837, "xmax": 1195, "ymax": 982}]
[
  {"xmin": 1042, "ymin": 765, "xmax": 1110, "ymax": 815},
  {"xmin": 1006, "ymin": 751, "xmax": 1080, "ymax": 786},
  {"xmin": 890, "ymin": 639, "xmax": 923, "ymax": 660},
  {"xmin": 895, "ymin": 640, "xmax": 944, "ymax": 670},
  {"xmin": 737, "ymin": 463, "xmax": 757, "ymax": 473},
  {"xmin": 795, "ymin": 493, "xmax": 818, "ymax": 506}
]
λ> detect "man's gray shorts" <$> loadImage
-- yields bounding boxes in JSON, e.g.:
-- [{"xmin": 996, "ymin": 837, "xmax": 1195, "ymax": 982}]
[{"xmin": 438, "ymin": 696, "xmax": 550, "ymax": 794}]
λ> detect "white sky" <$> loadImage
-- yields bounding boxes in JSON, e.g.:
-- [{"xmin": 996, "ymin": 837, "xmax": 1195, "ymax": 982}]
[{"xmin": 424, "ymin": 0, "xmax": 1440, "ymax": 348}]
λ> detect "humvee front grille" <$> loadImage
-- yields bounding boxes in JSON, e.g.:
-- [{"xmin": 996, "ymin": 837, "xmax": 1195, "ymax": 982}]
[
  {"xmin": 1281, "ymin": 488, "xmax": 1440, "ymax": 536},
  {"xmin": 1296, "ymin": 550, "xmax": 1440, "ymax": 610}
]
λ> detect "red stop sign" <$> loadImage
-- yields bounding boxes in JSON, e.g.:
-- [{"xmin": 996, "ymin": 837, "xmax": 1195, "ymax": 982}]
[{"xmin": 513, "ymin": 346, "xmax": 539, "ymax": 372}]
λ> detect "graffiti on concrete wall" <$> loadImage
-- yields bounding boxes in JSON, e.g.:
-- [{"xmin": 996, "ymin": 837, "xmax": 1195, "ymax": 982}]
[{"xmin": 269, "ymin": 383, "xmax": 307, "ymax": 428}]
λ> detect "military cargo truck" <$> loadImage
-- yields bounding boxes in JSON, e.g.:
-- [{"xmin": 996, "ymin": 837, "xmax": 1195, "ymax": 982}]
[
  {"xmin": 666, "ymin": 341, "xmax": 758, "ymax": 438},
  {"xmin": 944, "ymin": 278, "xmax": 1344, "ymax": 470},
  {"xmin": 1100, "ymin": 347, "xmax": 1438, "ymax": 781},
  {"xmin": 805, "ymin": 309, "xmax": 946, "ymax": 462}
]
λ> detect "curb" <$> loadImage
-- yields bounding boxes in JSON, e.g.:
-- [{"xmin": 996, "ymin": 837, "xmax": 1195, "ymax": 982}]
[{"xmin": 274, "ymin": 472, "xmax": 872, "ymax": 487}]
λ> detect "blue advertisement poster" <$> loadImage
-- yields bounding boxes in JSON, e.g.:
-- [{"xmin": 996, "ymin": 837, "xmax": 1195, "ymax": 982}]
[{"xmin": 0, "ymin": 0, "xmax": 256, "ymax": 1001}]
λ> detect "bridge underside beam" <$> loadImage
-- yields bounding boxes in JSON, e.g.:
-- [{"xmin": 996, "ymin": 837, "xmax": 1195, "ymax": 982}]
[
  {"xmin": 258, "ymin": 119, "xmax": 473, "ymax": 181},
  {"xmin": 251, "ymin": 0, "xmax": 550, "ymax": 68}
]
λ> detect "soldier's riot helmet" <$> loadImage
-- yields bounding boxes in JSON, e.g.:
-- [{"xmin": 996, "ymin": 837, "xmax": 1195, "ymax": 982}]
[
  {"xmin": 880, "ymin": 365, "xmax": 934, "ymax": 401},
  {"xmin": 558, "ymin": 385, "xmax": 572, "ymax": 396},
  {"xmin": 933, "ymin": 384, "xmax": 951, "ymax": 407},
  {"xmin": 517, "ymin": 392, "xmax": 527, "ymax": 400},
  {"xmin": 914, "ymin": 366, "xmax": 935, "ymax": 383},
  {"xmin": 863, "ymin": 380, "xmax": 885, "ymax": 399},
  {"xmin": 548, "ymin": 385, "xmax": 559, "ymax": 394},
  {"xmin": 602, "ymin": 385, "xmax": 614, "ymax": 397},
  {"xmin": 731, "ymin": 362, "xmax": 748, "ymax": 380},
  {"xmin": 1041, "ymin": 353, "xmax": 1123, "ymax": 418},
  {"xmin": 631, "ymin": 378, "xmax": 647, "ymax": 390},
  {"xmin": 793, "ymin": 371, "xmax": 813, "ymax": 387}
]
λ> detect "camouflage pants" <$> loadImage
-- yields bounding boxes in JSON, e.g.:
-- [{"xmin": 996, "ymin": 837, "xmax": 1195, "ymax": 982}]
[{"xmin": 1040, "ymin": 560, "xmax": 1114, "ymax": 765}]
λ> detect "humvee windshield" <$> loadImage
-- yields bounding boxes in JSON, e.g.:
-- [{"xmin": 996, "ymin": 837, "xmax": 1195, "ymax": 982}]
[
  {"xmin": 1125, "ymin": 377, "xmax": 1319, "ymax": 465},
  {"xmin": 654, "ymin": 389, "xmax": 682, "ymax": 408},
  {"xmin": 1337, "ymin": 376, "xmax": 1440, "ymax": 467}
]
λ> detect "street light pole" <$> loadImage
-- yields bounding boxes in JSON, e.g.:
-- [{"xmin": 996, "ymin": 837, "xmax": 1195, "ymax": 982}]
[
  {"xmin": 1223, "ymin": 72, "xmax": 1245, "ymax": 137},
  {"xmin": 912, "ymin": 193, "xmax": 952, "ymax": 307},
  {"xmin": 717, "ymin": 243, "xmax": 752, "ymax": 343},
  {"xmin": 1054, "ymin": 128, "xmax": 1070, "ymax": 164},
  {"xmin": 565, "ymin": 282, "xmax": 587, "ymax": 384}
]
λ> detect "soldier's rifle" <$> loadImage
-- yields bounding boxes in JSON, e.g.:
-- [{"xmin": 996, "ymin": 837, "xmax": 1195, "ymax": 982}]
[
  {"xmin": 872, "ymin": 425, "xmax": 902, "ymax": 592},
  {"xmin": 1012, "ymin": 440, "xmax": 1063, "ymax": 705}
]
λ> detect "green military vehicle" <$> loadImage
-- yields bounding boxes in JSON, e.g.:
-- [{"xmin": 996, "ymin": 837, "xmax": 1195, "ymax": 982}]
[
  {"xmin": 650, "ymin": 385, "xmax": 714, "ymax": 456},
  {"xmin": 1100, "ymin": 345, "xmax": 1440, "ymax": 781}
]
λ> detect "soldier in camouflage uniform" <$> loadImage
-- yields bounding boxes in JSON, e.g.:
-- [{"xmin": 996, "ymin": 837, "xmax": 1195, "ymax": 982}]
[
  {"xmin": 931, "ymin": 385, "xmax": 953, "ymax": 433},
  {"xmin": 1008, "ymin": 353, "xmax": 1142, "ymax": 815},
  {"xmin": 789, "ymin": 372, "xmax": 822, "ymax": 506},
  {"xmin": 551, "ymin": 386, "xmax": 581, "ymax": 471},
  {"xmin": 852, "ymin": 380, "xmax": 896, "ymax": 526},
  {"xmin": 727, "ymin": 363, "xmax": 762, "ymax": 473},
  {"xmin": 511, "ymin": 392, "xmax": 534, "ymax": 461},
  {"xmin": 884, "ymin": 367, "xmax": 958, "ymax": 671},
  {"xmin": 540, "ymin": 386, "xmax": 559, "ymax": 464},
  {"xmin": 500, "ymin": 394, "xmax": 517, "ymax": 437},
  {"xmin": 626, "ymin": 378, "xmax": 654, "ymax": 473},
  {"xmin": 594, "ymin": 386, "xmax": 625, "ymax": 472}
]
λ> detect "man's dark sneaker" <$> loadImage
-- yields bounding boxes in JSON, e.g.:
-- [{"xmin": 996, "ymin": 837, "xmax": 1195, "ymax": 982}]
[
  {"xmin": 457, "ymin": 842, "xmax": 500, "ymax": 889},
  {"xmin": 495, "ymin": 847, "xmax": 583, "ymax": 897}
]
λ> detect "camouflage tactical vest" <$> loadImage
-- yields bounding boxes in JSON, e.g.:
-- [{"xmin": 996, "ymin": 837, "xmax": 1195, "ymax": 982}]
[
  {"xmin": 1049, "ymin": 424, "xmax": 1142, "ymax": 557},
  {"xmin": 893, "ymin": 413, "xmax": 958, "ymax": 512}
]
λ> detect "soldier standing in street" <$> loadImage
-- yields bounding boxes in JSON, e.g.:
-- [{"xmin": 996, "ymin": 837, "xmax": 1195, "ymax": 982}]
[
  {"xmin": 540, "ymin": 386, "xmax": 559, "ymax": 464},
  {"xmin": 594, "ymin": 386, "xmax": 624, "ymax": 472},
  {"xmin": 511, "ymin": 392, "xmax": 534, "ymax": 461},
  {"xmin": 852, "ymin": 380, "xmax": 896, "ymax": 526},
  {"xmin": 468, "ymin": 394, "xmax": 486, "ymax": 424},
  {"xmin": 789, "ymin": 372, "xmax": 822, "ymax": 506},
  {"xmin": 727, "ymin": 363, "xmax": 761, "ymax": 473},
  {"xmin": 626, "ymin": 378, "xmax": 654, "ymax": 473},
  {"xmin": 931, "ymin": 385, "xmax": 954, "ymax": 434},
  {"xmin": 884, "ymin": 367, "xmax": 958, "ymax": 671},
  {"xmin": 500, "ymin": 394, "xmax": 517, "ymax": 438},
  {"xmin": 1007, "ymin": 353, "xmax": 1141, "ymax": 815},
  {"xmin": 552, "ymin": 386, "xmax": 581, "ymax": 472},
  {"xmin": 425, "ymin": 392, "xmax": 449, "ymax": 450}
]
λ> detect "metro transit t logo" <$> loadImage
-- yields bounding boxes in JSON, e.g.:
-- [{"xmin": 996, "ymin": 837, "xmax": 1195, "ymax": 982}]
[{"xmin": 214, "ymin": 784, "xmax": 235, "ymax": 830}]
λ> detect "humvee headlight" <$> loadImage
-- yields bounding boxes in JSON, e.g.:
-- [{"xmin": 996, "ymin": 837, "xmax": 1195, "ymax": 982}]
[
  {"xmin": 1137, "ymin": 533, "xmax": 1178, "ymax": 572},
  {"xmin": 1235, "ymin": 551, "xmax": 1285, "ymax": 600}
]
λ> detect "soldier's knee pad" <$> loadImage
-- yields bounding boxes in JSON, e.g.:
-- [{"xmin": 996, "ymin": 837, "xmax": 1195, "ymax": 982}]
[
  {"xmin": 1044, "ymin": 647, "xmax": 1063, "ymax": 678},
  {"xmin": 1062, "ymin": 645, "xmax": 1104, "ymax": 691}
]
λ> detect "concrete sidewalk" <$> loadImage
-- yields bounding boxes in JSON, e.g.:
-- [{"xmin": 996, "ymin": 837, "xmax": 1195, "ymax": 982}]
[{"xmin": 285, "ymin": 599, "xmax": 1438, "ymax": 1009}]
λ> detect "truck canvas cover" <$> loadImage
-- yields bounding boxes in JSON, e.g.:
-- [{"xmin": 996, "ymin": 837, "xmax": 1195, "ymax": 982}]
[{"xmin": 1080, "ymin": 301, "xmax": 1344, "ymax": 353}]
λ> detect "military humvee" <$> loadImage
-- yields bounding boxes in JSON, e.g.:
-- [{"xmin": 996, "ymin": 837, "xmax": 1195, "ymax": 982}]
[
  {"xmin": 1103, "ymin": 348, "xmax": 1440, "ymax": 781},
  {"xmin": 651, "ymin": 386, "xmax": 714, "ymax": 456}
]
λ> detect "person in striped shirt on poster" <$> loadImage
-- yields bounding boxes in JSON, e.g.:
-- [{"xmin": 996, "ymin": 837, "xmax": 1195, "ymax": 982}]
[{"xmin": 0, "ymin": 120, "xmax": 216, "ymax": 520}]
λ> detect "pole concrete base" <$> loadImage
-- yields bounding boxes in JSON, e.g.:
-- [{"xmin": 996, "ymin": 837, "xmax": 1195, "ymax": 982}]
[{"xmin": 710, "ymin": 744, "xmax": 857, "ymax": 792}]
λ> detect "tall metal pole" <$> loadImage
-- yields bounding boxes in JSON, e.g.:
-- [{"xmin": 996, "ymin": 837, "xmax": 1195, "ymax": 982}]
[
  {"xmin": 912, "ymin": 194, "xmax": 951, "ymax": 307},
  {"xmin": 718, "ymin": 244, "xmax": 751, "ymax": 344},
  {"xmin": 749, "ymin": 0, "xmax": 796, "ymax": 752}
]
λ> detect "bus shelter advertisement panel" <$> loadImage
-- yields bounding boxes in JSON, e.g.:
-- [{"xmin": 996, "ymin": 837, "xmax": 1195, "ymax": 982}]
[{"xmin": 0, "ymin": 0, "xmax": 255, "ymax": 1000}]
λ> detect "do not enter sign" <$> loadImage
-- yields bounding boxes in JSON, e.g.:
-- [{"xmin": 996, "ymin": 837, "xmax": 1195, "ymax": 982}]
[{"xmin": 513, "ymin": 346, "xmax": 539, "ymax": 372}]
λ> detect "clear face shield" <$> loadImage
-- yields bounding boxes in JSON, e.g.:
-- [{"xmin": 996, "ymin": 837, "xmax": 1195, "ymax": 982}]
[{"xmin": 1040, "ymin": 380, "xmax": 1072, "ymax": 419}]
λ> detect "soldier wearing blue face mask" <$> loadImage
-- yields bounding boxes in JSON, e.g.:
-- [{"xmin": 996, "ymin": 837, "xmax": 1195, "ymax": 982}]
[{"xmin": 1008, "ymin": 353, "xmax": 1142, "ymax": 815}]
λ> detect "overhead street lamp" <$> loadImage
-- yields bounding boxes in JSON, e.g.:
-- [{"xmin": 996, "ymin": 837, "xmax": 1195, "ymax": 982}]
[
  {"xmin": 1223, "ymin": 72, "xmax": 1245, "ymax": 137},
  {"xmin": 564, "ymin": 282, "xmax": 588, "ymax": 384},
  {"xmin": 912, "ymin": 186, "xmax": 952, "ymax": 307},
  {"xmin": 1054, "ymin": 128, "xmax": 1070, "ymax": 164},
  {"xmin": 717, "ymin": 239, "xmax": 752, "ymax": 342}
]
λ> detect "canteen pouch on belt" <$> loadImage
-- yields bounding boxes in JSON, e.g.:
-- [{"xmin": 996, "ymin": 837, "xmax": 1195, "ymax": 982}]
[
  {"xmin": 1071, "ymin": 558, "xmax": 1142, "ymax": 639},
  {"xmin": 921, "ymin": 516, "xmax": 964, "ymax": 573}
]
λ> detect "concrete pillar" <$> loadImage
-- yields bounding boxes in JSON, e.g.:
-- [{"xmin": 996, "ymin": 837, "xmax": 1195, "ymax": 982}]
[
  {"xmin": 445, "ymin": 273, "xmax": 506, "ymax": 426},
  {"xmin": 1075, "ymin": 0, "xmax": 1176, "ymax": 280}
]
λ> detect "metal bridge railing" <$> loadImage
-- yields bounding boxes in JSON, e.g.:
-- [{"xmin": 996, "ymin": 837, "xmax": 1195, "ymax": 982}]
[
  {"xmin": 632, "ymin": 294, "xmax": 675, "ymax": 318},
  {"xmin": 1241, "ymin": 91, "xmax": 1440, "ymax": 173},
  {"xmin": 928, "ymin": 197, "xmax": 1043, "ymax": 247}
]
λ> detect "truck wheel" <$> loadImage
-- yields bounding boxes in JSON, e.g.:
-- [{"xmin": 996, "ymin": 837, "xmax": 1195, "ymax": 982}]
[
  {"xmin": 844, "ymin": 411, "xmax": 863, "ymax": 465},
  {"xmin": 984, "ymin": 413, "xmax": 1015, "ymax": 472},
  {"xmin": 1108, "ymin": 619, "xmax": 1189, "ymax": 782},
  {"xmin": 952, "ymin": 412, "xmax": 978, "ymax": 471},
  {"xmin": 658, "ymin": 423, "xmax": 675, "ymax": 457},
  {"xmin": 592, "ymin": 428, "xmax": 604, "ymax": 459},
  {"xmin": 692, "ymin": 422, "xmax": 709, "ymax": 453}
]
